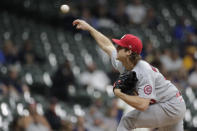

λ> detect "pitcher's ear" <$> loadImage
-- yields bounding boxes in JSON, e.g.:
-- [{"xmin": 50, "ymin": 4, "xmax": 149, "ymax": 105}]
[{"xmin": 126, "ymin": 50, "xmax": 132, "ymax": 55}]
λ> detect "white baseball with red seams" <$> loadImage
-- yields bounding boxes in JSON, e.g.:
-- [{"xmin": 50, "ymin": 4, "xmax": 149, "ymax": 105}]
[{"xmin": 60, "ymin": 4, "xmax": 70, "ymax": 14}]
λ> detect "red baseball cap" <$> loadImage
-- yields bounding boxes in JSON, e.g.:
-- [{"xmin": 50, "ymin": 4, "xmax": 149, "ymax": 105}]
[{"xmin": 112, "ymin": 34, "xmax": 143, "ymax": 54}]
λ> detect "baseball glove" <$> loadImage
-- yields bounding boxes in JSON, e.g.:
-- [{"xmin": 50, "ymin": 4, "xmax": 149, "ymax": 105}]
[{"xmin": 113, "ymin": 71, "xmax": 138, "ymax": 95}]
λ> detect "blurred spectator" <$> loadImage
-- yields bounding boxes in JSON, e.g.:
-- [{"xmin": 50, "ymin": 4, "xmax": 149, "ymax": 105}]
[
  {"xmin": 173, "ymin": 17, "xmax": 195, "ymax": 41},
  {"xmin": 74, "ymin": 116, "xmax": 88, "ymax": 131},
  {"xmin": 3, "ymin": 65, "xmax": 30, "ymax": 98},
  {"xmin": 3, "ymin": 40, "xmax": 18, "ymax": 65},
  {"xmin": 85, "ymin": 99, "xmax": 104, "ymax": 125},
  {"xmin": 0, "ymin": 83, "xmax": 9, "ymax": 97},
  {"xmin": 160, "ymin": 49, "xmax": 182, "ymax": 72},
  {"xmin": 94, "ymin": 98, "xmax": 104, "ymax": 112},
  {"xmin": 80, "ymin": 62, "xmax": 110, "ymax": 91},
  {"xmin": 188, "ymin": 60, "xmax": 197, "ymax": 88},
  {"xmin": 142, "ymin": 40, "xmax": 154, "ymax": 61},
  {"xmin": 23, "ymin": 53, "xmax": 38, "ymax": 69},
  {"xmin": 180, "ymin": 33, "xmax": 197, "ymax": 57},
  {"xmin": 86, "ymin": 115, "xmax": 105, "ymax": 131},
  {"xmin": 172, "ymin": 67, "xmax": 188, "ymax": 90},
  {"xmin": 22, "ymin": 52, "xmax": 41, "ymax": 86},
  {"xmin": 112, "ymin": 0, "xmax": 129, "ymax": 26},
  {"xmin": 182, "ymin": 46, "xmax": 196, "ymax": 71},
  {"xmin": 85, "ymin": 106, "xmax": 97, "ymax": 124},
  {"xmin": 143, "ymin": 8, "xmax": 159, "ymax": 29},
  {"xmin": 125, "ymin": 0, "xmax": 146, "ymax": 25},
  {"xmin": 61, "ymin": 120, "xmax": 73, "ymax": 131},
  {"xmin": 81, "ymin": 8, "xmax": 98, "ymax": 29},
  {"xmin": 160, "ymin": 49, "xmax": 171, "ymax": 69},
  {"xmin": 169, "ymin": 49, "xmax": 183, "ymax": 71},
  {"xmin": 103, "ymin": 106, "xmax": 118, "ymax": 131},
  {"xmin": 16, "ymin": 102, "xmax": 51, "ymax": 131},
  {"xmin": 96, "ymin": 4, "xmax": 116, "ymax": 29},
  {"xmin": 51, "ymin": 59, "xmax": 75, "ymax": 101},
  {"xmin": 18, "ymin": 40, "xmax": 45, "ymax": 65},
  {"xmin": 45, "ymin": 98, "xmax": 61, "ymax": 130},
  {"xmin": 0, "ymin": 49, "xmax": 6, "ymax": 64},
  {"xmin": 184, "ymin": 33, "xmax": 197, "ymax": 46}
]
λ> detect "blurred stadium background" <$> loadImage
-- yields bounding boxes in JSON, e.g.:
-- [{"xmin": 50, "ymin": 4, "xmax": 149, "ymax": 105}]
[{"xmin": 0, "ymin": 0, "xmax": 197, "ymax": 130}]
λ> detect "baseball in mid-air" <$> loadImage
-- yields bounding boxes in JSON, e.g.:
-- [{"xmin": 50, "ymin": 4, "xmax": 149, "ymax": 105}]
[{"xmin": 60, "ymin": 4, "xmax": 70, "ymax": 14}]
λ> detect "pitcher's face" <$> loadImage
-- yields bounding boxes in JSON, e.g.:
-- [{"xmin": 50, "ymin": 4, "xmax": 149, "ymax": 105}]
[{"xmin": 116, "ymin": 46, "xmax": 131, "ymax": 61}]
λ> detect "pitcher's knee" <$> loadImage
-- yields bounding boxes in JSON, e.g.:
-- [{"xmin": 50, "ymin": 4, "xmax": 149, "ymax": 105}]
[{"xmin": 117, "ymin": 116, "xmax": 135, "ymax": 131}]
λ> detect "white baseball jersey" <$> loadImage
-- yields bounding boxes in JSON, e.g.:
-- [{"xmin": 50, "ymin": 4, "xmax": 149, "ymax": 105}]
[{"xmin": 111, "ymin": 50, "xmax": 179, "ymax": 103}]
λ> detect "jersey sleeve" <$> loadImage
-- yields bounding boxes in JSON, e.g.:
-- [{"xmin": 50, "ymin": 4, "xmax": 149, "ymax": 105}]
[
  {"xmin": 111, "ymin": 50, "xmax": 125, "ymax": 74},
  {"xmin": 136, "ymin": 72, "xmax": 156, "ymax": 100}
]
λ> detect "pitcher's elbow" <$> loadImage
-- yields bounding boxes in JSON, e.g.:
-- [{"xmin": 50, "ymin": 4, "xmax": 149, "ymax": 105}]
[{"xmin": 138, "ymin": 103, "xmax": 149, "ymax": 111}]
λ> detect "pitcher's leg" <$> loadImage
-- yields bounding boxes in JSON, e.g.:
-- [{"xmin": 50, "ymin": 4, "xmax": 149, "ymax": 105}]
[
  {"xmin": 158, "ymin": 120, "xmax": 184, "ymax": 131},
  {"xmin": 117, "ymin": 103, "xmax": 182, "ymax": 131},
  {"xmin": 117, "ymin": 104, "xmax": 163, "ymax": 131},
  {"xmin": 117, "ymin": 110, "xmax": 139, "ymax": 131}
]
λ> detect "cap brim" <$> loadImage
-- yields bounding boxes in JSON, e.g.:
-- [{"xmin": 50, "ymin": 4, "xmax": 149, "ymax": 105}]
[{"xmin": 112, "ymin": 39, "xmax": 125, "ymax": 47}]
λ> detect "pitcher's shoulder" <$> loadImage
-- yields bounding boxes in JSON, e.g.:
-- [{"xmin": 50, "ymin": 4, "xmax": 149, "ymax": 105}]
[{"xmin": 134, "ymin": 60, "xmax": 150, "ymax": 70}]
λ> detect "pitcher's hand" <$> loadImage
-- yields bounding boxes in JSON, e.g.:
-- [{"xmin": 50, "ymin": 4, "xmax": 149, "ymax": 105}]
[
  {"xmin": 73, "ymin": 19, "xmax": 92, "ymax": 31},
  {"xmin": 114, "ymin": 88, "xmax": 122, "ymax": 97}
]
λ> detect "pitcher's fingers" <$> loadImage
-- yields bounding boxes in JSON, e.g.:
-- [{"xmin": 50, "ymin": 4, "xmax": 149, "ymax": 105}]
[
  {"xmin": 72, "ymin": 21, "xmax": 77, "ymax": 26},
  {"xmin": 73, "ymin": 19, "xmax": 81, "ymax": 26},
  {"xmin": 76, "ymin": 25, "xmax": 81, "ymax": 29},
  {"xmin": 72, "ymin": 20, "xmax": 78, "ymax": 26}
]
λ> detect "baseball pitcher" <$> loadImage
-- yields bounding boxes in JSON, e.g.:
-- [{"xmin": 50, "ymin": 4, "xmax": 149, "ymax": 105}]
[{"xmin": 73, "ymin": 19, "xmax": 186, "ymax": 131}]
